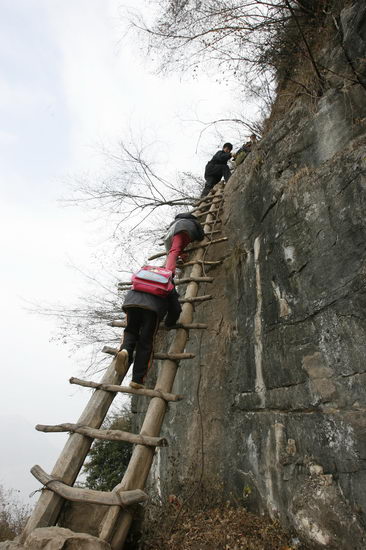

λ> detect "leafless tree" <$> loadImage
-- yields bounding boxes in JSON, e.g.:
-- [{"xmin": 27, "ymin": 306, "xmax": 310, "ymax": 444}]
[
  {"xmin": 37, "ymin": 0, "xmax": 331, "ymax": 359},
  {"xmin": 0, "ymin": 485, "xmax": 31, "ymax": 542},
  {"xmin": 26, "ymin": 265, "xmax": 125, "ymax": 372},
  {"xmin": 130, "ymin": 0, "xmax": 330, "ymax": 106},
  {"xmin": 65, "ymin": 140, "xmax": 201, "ymax": 238},
  {"xmin": 32, "ymin": 140, "xmax": 206, "ymax": 366}
]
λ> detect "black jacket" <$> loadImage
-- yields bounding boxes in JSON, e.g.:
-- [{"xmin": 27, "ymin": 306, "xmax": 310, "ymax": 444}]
[
  {"xmin": 205, "ymin": 150, "xmax": 232, "ymax": 177},
  {"xmin": 123, "ymin": 288, "xmax": 182, "ymax": 327}
]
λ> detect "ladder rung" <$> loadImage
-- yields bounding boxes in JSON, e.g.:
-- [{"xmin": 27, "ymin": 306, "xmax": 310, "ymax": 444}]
[
  {"xmin": 165, "ymin": 322, "xmax": 208, "ymax": 330},
  {"xmin": 153, "ymin": 352, "xmax": 195, "ymax": 360},
  {"xmin": 109, "ymin": 320, "xmax": 126, "ymax": 327},
  {"xmin": 179, "ymin": 294, "xmax": 212, "ymax": 304},
  {"xmin": 110, "ymin": 298, "xmax": 213, "ymax": 308},
  {"xmin": 193, "ymin": 197, "xmax": 222, "ymax": 207},
  {"xmin": 30, "ymin": 465, "xmax": 148, "ymax": 507},
  {"xmin": 185, "ymin": 237, "xmax": 228, "ymax": 250},
  {"xmin": 190, "ymin": 202, "xmax": 223, "ymax": 214},
  {"xmin": 147, "ymin": 237, "xmax": 228, "ymax": 261},
  {"xmin": 69, "ymin": 377, "xmax": 184, "ymax": 402},
  {"xmin": 102, "ymin": 346, "xmax": 195, "ymax": 361},
  {"xmin": 117, "ymin": 276, "xmax": 214, "ymax": 289},
  {"xmin": 108, "ymin": 321, "xmax": 208, "ymax": 330},
  {"xmin": 171, "ymin": 234, "xmax": 226, "ymax": 258},
  {"xmin": 157, "ymin": 226, "xmax": 223, "ymax": 249},
  {"xmin": 181, "ymin": 259, "xmax": 223, "ymax": 267},
  {"xmin": 203, "ymin": 219, "xmax": 222, "ymax": 226},
  {"xmin": 175, "ymin": 276, "xmax": 213, "ymax": 284},
  {"xmin": 195, "ymin": 207, "xmax": 223, "ymax": 217},
  {"xmin": 36, "ymin": 423, "xmax": 167, "ymax": 447},
  {"xmin": 194, "ymin": 193, "xmax": 224, "ymax": 206}
]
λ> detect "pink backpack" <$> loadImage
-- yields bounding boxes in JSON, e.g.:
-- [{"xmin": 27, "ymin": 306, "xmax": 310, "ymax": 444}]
[{"xmin": 131, "ymin": 266, "xmax": 174, "ymax": 297}]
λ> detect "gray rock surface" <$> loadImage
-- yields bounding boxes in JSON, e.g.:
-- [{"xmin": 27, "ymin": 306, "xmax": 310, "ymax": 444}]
[
  {"xmin": 136, "ymin": 2, "xmax": 366, "ymax": 549},
  {"xmin": 23, "ymin": 527, "xmax": 110, "ymax": 549},
  {"xmin": 58, "ymin": 501, "xmax": 107, "ymax": 538},
  {"xmin": 0, "ymin": 540, "xmax": 24, "ymax": 550}
]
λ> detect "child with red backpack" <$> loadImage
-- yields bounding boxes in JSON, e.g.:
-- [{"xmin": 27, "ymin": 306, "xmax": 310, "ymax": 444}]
[{"xmin": 115, "ymin": 266, "xmax": 181, "ymax": 388}]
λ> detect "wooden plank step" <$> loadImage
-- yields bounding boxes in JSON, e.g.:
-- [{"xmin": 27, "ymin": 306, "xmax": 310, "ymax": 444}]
[
  {"xmin": 108, "ymin": 320, "xmax": 126, "ymax": 327},
  {"xmin": 154, "ymin": 352, "xmax": 195, "ymax": 360},
  {"xmin": 117, "ymin": 276, "xmax": 213, "ymax": 289},
  {"xmin": 31, "ymin": 465, "xmax": 148, "ymax": 507},
  {"xmin": 160, "ymin": 322, "xmax": 208, "ymax": 330},
  {"xmin": 102, "ymin": 346, "xmax": 195, "ymax": 361},
  {"xmin": 195, "ymin": 207, "xmax": 223, "ymax": 217},
  {"xmin": 191, "ymin": 201, "xmax": 223, "ymax": 214},
  {"xmin": 157, "ymin": 231, "xmax": 221, "ymax": 247},
  {"xmin": 36, "ymin": 423, "xmax": 167, "ymax": 447},
  {"xmin": 191, "ymin": 203, "xmax": 223, "ymax": 215},
  {"xmin": 194, "ymin": 193, "xmax": 223, "ymax": 206},
  {"xmin": 203, "ymin": 219, "xmax": 222, "ymax": 226},
  {"xmin": 147, "ymin": 237, "xmax": 228, "ymax": 260},
  {"xmin": 175, "ymin": 276, "xmax": 213, "ymax": 284},
  {"xmin": 179, "ymin": 294, "xmax": 212, "ymax": 304},
  {"xmin": 69, "ymin": 377, "xmax": 184, "ymax": 402},
  {"xmin": 114, "ymin": 294, "xmax": 212, "ymax": 304},
  {"xmin": 180, "ymin": 259, "xmax": 223, "ymax": 267},
  {"xmin": 108, "ymin": 320, "xmax": 208, "ymax": 330},
  {"xmin": 183, "ymin": 236, "xmax": 228, "ymax": 251},
  {"xmin": 206, "ymin": 229, "xmax": 222, "ymax": 235}
]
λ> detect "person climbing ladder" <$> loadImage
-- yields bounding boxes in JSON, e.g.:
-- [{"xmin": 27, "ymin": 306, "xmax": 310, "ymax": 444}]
[
  {"xmin": 115, "ymin": 276, "xmax": 181, "ymax": 388},
  {"xmin": 201, "ymin": 142, "xmax": 233, "ymax": 197},
  {"xmin": 164, "ymin": 212, "xmax": 205, "ymax": 273}
]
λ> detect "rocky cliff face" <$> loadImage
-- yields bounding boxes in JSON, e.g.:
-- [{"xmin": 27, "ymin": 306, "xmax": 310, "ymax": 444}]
[{"xmin": 141, "ymin": 2, "xmax": 366, "ymax": 548}]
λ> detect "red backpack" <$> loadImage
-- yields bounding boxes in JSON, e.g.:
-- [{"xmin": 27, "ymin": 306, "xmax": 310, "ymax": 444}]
[{"xmin": 131, "ymin": 266, "xmax": 174, "ymax": 297}]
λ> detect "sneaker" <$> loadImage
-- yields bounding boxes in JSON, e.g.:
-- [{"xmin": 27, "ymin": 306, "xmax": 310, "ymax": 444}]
[
  {"xmin": 130, "ymin": 381, "xmax": 145, "ymax": 390},
  {"xmin": 115, "ymin": 349, "xmax": 128, "ymax": 375},
  {"xmin": 177, "ymin": 253, "xmax": 189, "ymax": 264}
]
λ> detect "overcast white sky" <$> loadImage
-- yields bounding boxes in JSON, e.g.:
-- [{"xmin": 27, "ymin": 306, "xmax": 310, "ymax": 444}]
[{"xmin": 0, "ymin": 0, "xmax": 251, "ymax": 504}]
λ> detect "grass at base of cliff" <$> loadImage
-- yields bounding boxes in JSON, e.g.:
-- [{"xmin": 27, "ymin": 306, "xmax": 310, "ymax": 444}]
[{"xmin": 135, "ymin": 503, "xmax": 310, "ymax": 550}]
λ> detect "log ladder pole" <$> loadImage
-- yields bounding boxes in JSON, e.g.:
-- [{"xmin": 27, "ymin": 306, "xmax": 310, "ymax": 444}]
[
  {"xmin": 100, "ymin": 183, "xmax": 226, "ymax": 548},
  {"xmin": 20, "ymin": 183, "xmax": 226, "ymax": 548}
]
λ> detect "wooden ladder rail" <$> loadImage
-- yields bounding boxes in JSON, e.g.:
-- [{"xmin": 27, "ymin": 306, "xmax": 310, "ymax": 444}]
[{"xmin": 99, "ymin": 184, "xmax": 225, "ymax": 549}]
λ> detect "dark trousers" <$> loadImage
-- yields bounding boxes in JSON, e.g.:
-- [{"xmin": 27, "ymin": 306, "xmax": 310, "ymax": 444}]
[
  {"xmin": 201, "ymin": 165, "xmax": 231, "ymax": 197},
  {"xmin": 121, "ymin": 308, "xmax": 159, "ymax": 383}
]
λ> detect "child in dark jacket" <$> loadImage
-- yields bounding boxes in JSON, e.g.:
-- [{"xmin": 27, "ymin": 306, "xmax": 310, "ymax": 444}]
[
  {"xmin": 201, "ymin": 142, "xmax": 233, "ymax": 197},
  {"xmin": 164, "ymin": 213, "xmax": 205, "ymax": 273},
  {"xmin": 115, "ymin": 287, "xmax": 182, "ymax": 388}
]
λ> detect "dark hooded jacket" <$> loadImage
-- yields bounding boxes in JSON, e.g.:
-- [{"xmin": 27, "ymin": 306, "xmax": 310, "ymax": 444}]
[
  {"xmin": 164, "ymin": 213, "xmax": 204, "ymax": 252},
  {"xmin": 204, "ymin": 150, "xmax": 232, "ymax": 178},
  {"xmin": 123, "ymin": 288, "xmax": 181, "ymax": 327}
]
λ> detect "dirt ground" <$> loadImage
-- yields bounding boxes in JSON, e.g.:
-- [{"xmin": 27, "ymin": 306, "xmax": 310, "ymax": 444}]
[{"xmin": 136, "ymin": 504, "xmax": 310, "ymax": 550}]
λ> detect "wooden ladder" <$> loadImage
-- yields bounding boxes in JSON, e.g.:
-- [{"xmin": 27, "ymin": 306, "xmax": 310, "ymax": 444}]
[{"xmin": 21, "ymin": 183, "xmax": 226, "ymax": 549}]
